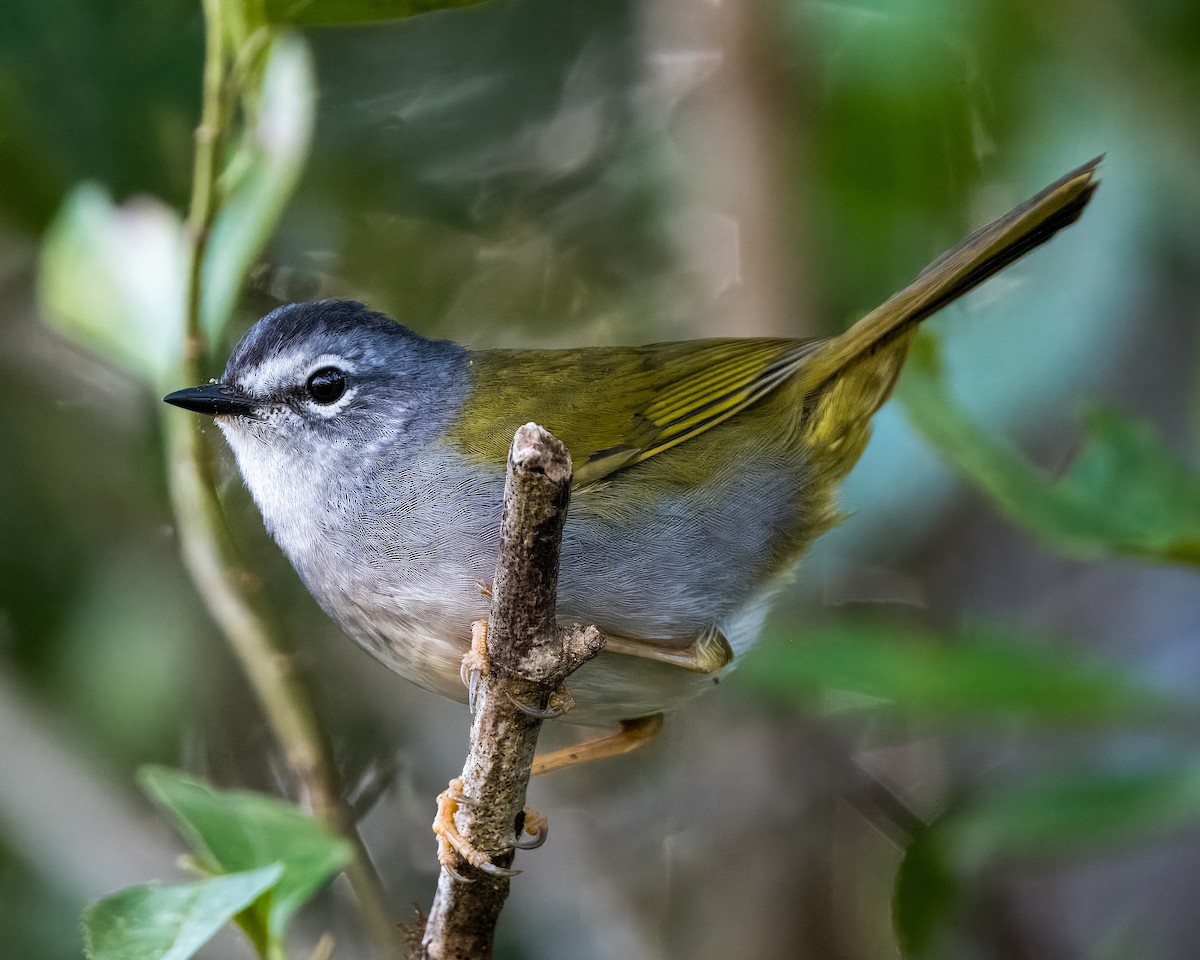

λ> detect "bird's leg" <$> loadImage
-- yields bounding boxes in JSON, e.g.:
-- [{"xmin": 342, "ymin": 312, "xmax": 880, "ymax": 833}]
[
  {"xmin": 458, "ymin": 581, "xmax": 495, "ymax": 712},
  {"xmin": 603, "ymin": 625, "xmax": 734, "ymax": 674},
  {"xmin": 531, "ymin": 713, "xmax": 665, "ymax": 776}
]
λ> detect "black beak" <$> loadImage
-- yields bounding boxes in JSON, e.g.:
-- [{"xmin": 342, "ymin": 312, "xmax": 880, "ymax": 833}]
[{"xmin": 163, "ymin": 383, "xmax": 257, "ymax": 417}]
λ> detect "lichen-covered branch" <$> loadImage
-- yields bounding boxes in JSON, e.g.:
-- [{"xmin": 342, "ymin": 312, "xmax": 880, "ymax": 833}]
[{"xmin": 417, "ymin": 424, "xmax": 605, "ymax": 960}]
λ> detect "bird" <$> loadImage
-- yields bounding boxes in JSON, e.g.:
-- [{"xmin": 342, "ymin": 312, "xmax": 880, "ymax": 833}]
[{"xmin": 164, "ymin": 158, "xmax": 1100, "ymax": 776}]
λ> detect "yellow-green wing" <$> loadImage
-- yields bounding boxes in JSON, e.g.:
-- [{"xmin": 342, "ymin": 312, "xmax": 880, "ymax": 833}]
[
  {"xmin": 447, "ymin": 337, "xmax": 821, "ymax": 488},
  {"xmin": 447, "ymin": 159, "xmax": 1102, "ymax": 488}
]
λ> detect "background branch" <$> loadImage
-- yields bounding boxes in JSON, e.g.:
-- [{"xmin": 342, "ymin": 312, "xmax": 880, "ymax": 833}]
[{"xmin": 417, "ymin": 424, "xmax": 605, "ymax": 960}]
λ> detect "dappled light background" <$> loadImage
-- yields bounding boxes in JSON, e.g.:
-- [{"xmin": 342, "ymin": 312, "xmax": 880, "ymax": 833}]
[{"xmin": 2, "ymin": 0, "xmax": 1199, "ymax": 957}]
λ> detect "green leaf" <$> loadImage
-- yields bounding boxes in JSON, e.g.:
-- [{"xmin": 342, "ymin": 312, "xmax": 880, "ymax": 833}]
[
  {"xmin": 200, "ymin": 32, "xmax": 315, "ymax": 346},
  {"xmin": 83, "ymin": 866, "xmax": 282, "ymax": 960},
  {"xmin": 137, "ymin": 767, "xmax": 352, "ymax": 951},
  {"xmin": 892, "ymin": 828, "xmax": 956, "ymax": 959},
  {"xmin": 1061, "ymin": 408, "xmax": 1200, "ymax": 562},
  {"xmin": 738, "ymin": 620, "xmax": 1178, "ymax": 727},
  {"xmin": 265, "ymin": 0, "xmax": 489, "ymax": 27},
  {"xmin": 944, "ymin": 764, "xmax": 1200, "ymax": 869},
  {"xmin": 38, "ymin": 185, "xmax": 187, "ymax": 388},
  {"xmin": 899, "ymin": 333, "xmax": 1200, "ymax": 565}
]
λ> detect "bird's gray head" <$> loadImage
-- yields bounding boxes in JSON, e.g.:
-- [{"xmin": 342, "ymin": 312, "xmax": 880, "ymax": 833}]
[
  {"xmin": 168, "ymin": 299, "xmax": 465, "ymax": 438},
  {"xmin": 164, "ymin": 300, "xmax": 468, "ymax": 491}
]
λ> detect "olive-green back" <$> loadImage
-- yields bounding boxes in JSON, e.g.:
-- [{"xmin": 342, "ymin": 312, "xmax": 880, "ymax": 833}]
[{"xmin": 448, "ymin": 337, "xmax": 823, "ymax": 487}]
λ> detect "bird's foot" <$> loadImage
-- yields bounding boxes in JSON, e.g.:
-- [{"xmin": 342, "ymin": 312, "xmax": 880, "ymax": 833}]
[
  {"xmin": 459, "ymin": 619, "xmax": 490, "ymax": 713},
  {"xmin": 462, "ymin": 619, "xmax": 576, "ymax": 718},
  {"xmin": 433, "ymin": 778, "xmax": 517, "ymax": 880},
  {"xmin": 690, "ymin": 626, "xmax": 736, "ymax": 673},
  {"xmin": 433, "ymin": 777, "xmax": 548, "ymax": 880},
  {"xmin": 603, "ymin": 626, "xmax": 734, "ymax": 674}
]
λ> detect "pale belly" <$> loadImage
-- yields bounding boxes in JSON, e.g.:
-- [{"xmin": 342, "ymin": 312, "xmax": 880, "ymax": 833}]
[
  {"xmin": 328, "ymin": 577, "xmax": 782, "ymax": 724},
  {"xmin": 274, "ymin": 446, "xmax": 814, "ymax": 724}
]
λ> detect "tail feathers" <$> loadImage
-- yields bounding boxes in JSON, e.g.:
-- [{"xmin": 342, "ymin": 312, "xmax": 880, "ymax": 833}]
[{"xmin": 800, "ymin": 156, "xmax": 1102, "ymax": 390}]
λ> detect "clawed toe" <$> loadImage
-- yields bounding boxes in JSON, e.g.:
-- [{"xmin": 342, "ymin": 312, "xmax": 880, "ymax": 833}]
[
  {"xmin": 506, "ymin": 685, "xmax": 574, "ymax": 720},
  {"xmin": 468, "ymin": 670, "xmax": 482, "ymax": 712},
  {"xmin": 433, "ymin": 777, "xmax": 522, "ymax": 879},
  {"xmin": 510, "ymin": 807, "xmax": 549, "ymax": 850},
  {"xmin": 460, "ymin": 620, "xmax": 490, "ymax": 714},
  {"xmin": 442, "ymin": 860, "xmax": 474, "ymax": 883},
  {"xmin": 458, "ymin": 658, "xmax": 483, "ymax": 712},
  {"xmin": 475, "ymin": 858, "xmax": 520, "ymax": 878},
  {"xmin": 433, "ymin": 779, "xmax": 553, "ymax": 879},
  {"xmin": 506, "ymin": 692, "xmax": 565, "ymax": 719}
]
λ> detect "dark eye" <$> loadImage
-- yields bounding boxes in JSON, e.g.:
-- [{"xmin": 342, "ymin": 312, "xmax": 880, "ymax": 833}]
[{"xmin": 306, "ymin": 367, "xmax": 346, "ymax": 404}]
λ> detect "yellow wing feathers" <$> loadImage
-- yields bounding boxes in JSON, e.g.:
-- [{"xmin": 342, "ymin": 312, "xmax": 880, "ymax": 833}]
[
  {"xmin": 599, "ymin": 339, "xmax": 819, "ymax": 480},
  {"xmin": 451, "ymin": 338, "xmax": 819, "ymax": 488}
]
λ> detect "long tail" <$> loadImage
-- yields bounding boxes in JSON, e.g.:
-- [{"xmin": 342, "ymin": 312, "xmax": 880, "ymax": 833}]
[{"xmin": 799, "ymin": 156, "xmax": 1102, "ymax": 390}]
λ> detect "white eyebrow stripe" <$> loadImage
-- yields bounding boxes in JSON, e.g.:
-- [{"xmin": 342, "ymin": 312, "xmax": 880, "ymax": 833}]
[
  {"xmin": 237, "ymin": 351, "xmax": 356, "ymax": 396},
  {"xmin": 238, "ymin": 351, "xmax": 300, "ymax": 395}
]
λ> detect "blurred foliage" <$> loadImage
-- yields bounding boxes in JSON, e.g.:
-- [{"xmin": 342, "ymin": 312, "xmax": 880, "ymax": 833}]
[
  {"xmin": 0, "ymin": 839, "xmax": 83, "ymax": 960},
  {"xmin": 740, "ymin": 618, "xmax": 1185, "ymax": 728},
  {"xmin": 137, "ymin": 767, "xmax": 352, "ymax": 956},
  {"xmin": 3, "ymin": 0, "xmax": 1200, "ymax": 957},
  {"xmin": 901, "ymin": 333, "xmax": 1200, "ymax": 565},
  {"xmin": 891, "ymin": 761, "xmax": 1200, "ymax": 958},
  {"xmin": 743, "ymin": 324, "xmax": 1200, "ymax": 953},
  {"xmin": 40, "ymin": 186, "xmax": 186, "ymax": 385},
  {"xmin": 284, "ymin": 0, "xmax": 671, "ymax": 345},
  {"xmin": 0, "ymin": 0, "xmax": 202, "ymax": 231},
  {"xmin": 83, "ymin": 768, "xmax": 350, "ymax": 960},
  {"xmin": 942, "ymin": 764, "xmax": 1200, "ymax": 866},
  {"xmin": 741, "ymin": 324, "xmax": 1200, "ymax": 954},
  {"xmin": 35, "ymin": 29, "xmax": 315, "ymax": 384},
  {"xmin": 741, "ymin": 607, "xmax": 1200, "ymax": 954},
  {"xmin": 200, "ymin": 32, "xmax": 315, "ymax": 348}
]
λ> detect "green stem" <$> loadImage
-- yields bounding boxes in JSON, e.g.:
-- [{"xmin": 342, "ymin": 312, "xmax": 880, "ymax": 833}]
[
  {"xmin": 165, "ymin": 1, "xmax": 399, "ymax": 955},
  {"xmin": 186, "ymin": 0, "xmax": 226, "ymax": 355}
]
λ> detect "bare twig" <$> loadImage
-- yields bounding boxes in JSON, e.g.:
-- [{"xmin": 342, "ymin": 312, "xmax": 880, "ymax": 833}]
[{"xmin": 417, "ymin": 424, "xmax": 605, "ymax": 960}]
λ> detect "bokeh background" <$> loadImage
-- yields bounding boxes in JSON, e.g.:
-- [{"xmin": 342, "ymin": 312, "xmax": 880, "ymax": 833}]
[{"xmin": 2, "ymin": 0, "xmax": 1199, "ymax": 957}]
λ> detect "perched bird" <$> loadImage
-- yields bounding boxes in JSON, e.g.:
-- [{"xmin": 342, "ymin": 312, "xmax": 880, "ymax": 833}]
[{"xmin": 165, "ymin": 159, "xmax": 1100, "ymax": 772}]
